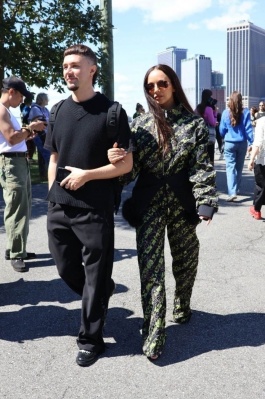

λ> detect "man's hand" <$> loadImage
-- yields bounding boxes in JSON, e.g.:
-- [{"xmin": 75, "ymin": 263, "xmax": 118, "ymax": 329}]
[
  {"xmin": 29, "ymin": 120, "xmax": 47, "ymax": 132},
  {"xmin": 60, "ymin": 167, "xmax": 87, "ymax": 190}
]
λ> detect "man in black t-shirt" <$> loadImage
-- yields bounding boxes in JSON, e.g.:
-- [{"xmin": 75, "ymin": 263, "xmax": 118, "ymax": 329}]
[{"xmin": 45, "ymin": 44, "xmax": 132, "ymax": 367}]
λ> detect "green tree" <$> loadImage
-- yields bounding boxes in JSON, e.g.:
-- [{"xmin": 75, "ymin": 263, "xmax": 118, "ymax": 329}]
[{"xmin": 0, "ymin": 0, "xmax": 109, "ymax": 91}]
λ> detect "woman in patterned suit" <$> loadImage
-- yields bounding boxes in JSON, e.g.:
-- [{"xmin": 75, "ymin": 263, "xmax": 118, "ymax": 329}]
[{"xmin": 108, "ymin": 64, "xmax": 218, "ymax": 360}]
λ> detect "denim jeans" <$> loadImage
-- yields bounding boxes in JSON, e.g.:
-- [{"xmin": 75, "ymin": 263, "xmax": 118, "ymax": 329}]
[
  {"xmin": 224, "ymin": 141, "xmax": 248, "ymax": 196},
  {"xmin": 34, "ymin": 135, "xmax": 50, "ymax": 165}
]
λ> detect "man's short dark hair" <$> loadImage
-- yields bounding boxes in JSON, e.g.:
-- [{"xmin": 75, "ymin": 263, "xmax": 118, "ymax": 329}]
[{"xmin": 64, "ymin": 44, "xmax": 98, "ymax": 85}]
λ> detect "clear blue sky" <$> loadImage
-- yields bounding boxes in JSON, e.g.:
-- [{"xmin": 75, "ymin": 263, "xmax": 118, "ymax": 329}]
[{"xmin": 13, "ymin": 0, "xmax": 265, "ymax": 119}]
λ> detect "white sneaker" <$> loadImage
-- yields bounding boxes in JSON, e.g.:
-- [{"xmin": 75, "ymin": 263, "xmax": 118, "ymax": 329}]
[{"xmin": 226, "ymin": 195, "xmax": 237, "ymax": 202}]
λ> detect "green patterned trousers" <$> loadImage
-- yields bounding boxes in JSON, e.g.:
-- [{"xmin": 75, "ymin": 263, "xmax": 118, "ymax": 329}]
[{"xmin": 136, "ymin": 187, "xmax": 199, "ymax": 357}]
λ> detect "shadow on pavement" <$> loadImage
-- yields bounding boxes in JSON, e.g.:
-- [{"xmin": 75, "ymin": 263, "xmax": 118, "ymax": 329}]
[
  {"xmin": 1, "ymin": 278, "xmax": 264, "ymax": 364},
  {"xmin": 114, "ymin": 247, "xmax": 137, "ymax": 262},
  {"xmin": 150, "ymin": 310, "xmax": 265, "ymax": 367},
  {"xmin": 0, "ymin": 277, "xmax": 79, "ymax": 307}
]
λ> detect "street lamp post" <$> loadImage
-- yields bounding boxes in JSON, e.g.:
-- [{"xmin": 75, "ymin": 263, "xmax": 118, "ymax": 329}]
[{"xmin": 100, "ymin": 0, "xmax": 114, "ymax": 100}]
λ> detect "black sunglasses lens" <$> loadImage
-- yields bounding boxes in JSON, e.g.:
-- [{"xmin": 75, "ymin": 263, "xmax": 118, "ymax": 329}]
[
  {"xmin": 146, "ymin": 83, "xmax": 154, "ymax": 91},
  {"xmin": 158, "ymin": 80, "xmax": 169, "ymax": 88},
  {"xmin": 145, "ymin": 80, "xmax": 169, "ymax": 91}
]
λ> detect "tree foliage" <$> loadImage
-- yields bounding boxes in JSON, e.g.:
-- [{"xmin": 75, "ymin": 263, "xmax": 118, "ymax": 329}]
[{"xmin": 0, "ymin": 0, "xmax": 109, "ymax": 91}]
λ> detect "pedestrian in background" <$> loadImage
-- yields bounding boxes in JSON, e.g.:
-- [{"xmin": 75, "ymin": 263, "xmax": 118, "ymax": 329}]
[
  {"xmin": 248, "ymin": 116, "xmax": 265, "ymax": 219},
  {"xmin": 133, "ymin": 102, "xmax": 145, "ymax": 119},
  {"xmin": 20, "ymin": 94, "xmax": 36, "ymax": 160},
  {"xmin": 0, "ymin": 77, "xmax": 46, "ymax": 272},
  {"xmin": 29, "ymin": 93, "xmax": 50, "ymax": 180},
  {"xmin": 195, "ymin": 89, "xmax": 217, "ymax": 166},
  {"xmin": 255, "ymin": 101, "xmax": 265, "ymax": 121},
  {"xmin": 215, "ymin": 112, "xmax": 224, "ymax": 160},
  {"xmin": 108, "ymin": 64, "xmax": 218, "ymax": 361},
  {"xmin": 45, "ymin": 44, "xmax": 132, "ymax": 367},
  {"xmin": 219, "ymin": 91, "xmax": 253, "ymax": 201},
  {"xmin": 250, "ymin": 106, "xmax": 258, "ymax": 130}
]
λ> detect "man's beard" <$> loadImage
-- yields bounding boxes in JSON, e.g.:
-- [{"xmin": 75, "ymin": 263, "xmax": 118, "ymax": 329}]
[
  {"xmin": 67, "ymin": 82, "xmax": 78, "ymax": 92},
  {"xmin": 68, "ymin": 86, "xmax": 78, "ymax": 92}
]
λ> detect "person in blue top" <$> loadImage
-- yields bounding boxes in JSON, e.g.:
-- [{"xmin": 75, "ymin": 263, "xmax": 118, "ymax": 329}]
[
  {"xmin": 28, "ymin": 93, "xmax": 50, "ymax": 179},
  {"xmin": 219, "ymin": 91, "xmax": 253, "ymax": 201}
]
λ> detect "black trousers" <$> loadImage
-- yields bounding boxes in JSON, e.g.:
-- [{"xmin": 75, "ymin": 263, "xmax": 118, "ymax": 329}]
[
  {"xmin": 216, "ymin": 128, "xmax": 224, "ymax": 154},
  {"xmin": 207, "ymin": 143, "xmax": 215, "ymax": 163},
  {"xmin": 253, "ymin": 164, "xmax": 265, "ymax": 211},
  {"xmin": 47, "ymin": 202, "xmax": 114, "ymax": 352}
]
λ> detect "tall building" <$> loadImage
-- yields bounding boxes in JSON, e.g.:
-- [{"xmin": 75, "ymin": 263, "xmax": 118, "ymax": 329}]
[
  {"xmin": 226, "ymin": 21, "xmax": 265, "ymax": 108},
  {"xmin": 211, "ymin": 71, "xmax": 225, "ymax": 113},
  {"xmin": 211, "ymin": 87, "xmax": 226, "ymax": 114},
  {"xmin": 181, "ymin": 54, "xmax": 212, "ymax": 110},
  {"xmin": 157, "ymin": 46, "xmax": 187, "ymax": 80},
  {"xmin": 212, "ymin": 71, "xmax": 223, "ymax": 87}
]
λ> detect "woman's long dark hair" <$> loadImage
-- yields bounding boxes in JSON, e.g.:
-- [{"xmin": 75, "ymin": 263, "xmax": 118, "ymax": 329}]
[
  {"xmin": 228, "ymin": 91, "xmax": 243, "ymax": 126},
  {"xmin": 196, "ymin": 89, "xmax": 212, "ymax": 117},
  {"xmin": 143, "ymin": 64, "xmax": 193, "ymax": 153}
]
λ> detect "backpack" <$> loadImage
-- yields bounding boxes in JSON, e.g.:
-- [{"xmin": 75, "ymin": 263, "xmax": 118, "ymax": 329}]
[
  {"xmin": 49, "ymin": 100, "xmax": 123, "ymax": 214},
  {"xmin": 20, "ymin": 103, "xmax": 31, "ymax": 125}
]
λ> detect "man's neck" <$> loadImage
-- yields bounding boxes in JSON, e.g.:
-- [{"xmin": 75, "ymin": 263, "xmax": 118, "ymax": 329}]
[
  {"xmin": 0, "ymin": 96, "xmax": 10, "ymax": 109},
  {"xmin": 71, "ymin": 87, "xmax": 97, "ymax": 103}
]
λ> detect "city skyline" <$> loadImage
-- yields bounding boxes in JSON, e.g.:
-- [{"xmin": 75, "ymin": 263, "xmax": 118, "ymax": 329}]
[
  {"xmin": 110, "ymin": 0, "xmax": 265, "ymax": 116},
  {"xmin": 11, "ymin": 1, "xmax": 265, "ymax": 118},
  {"xmin": 226, "ymin": 20, "xmax": 265, "ymax": 108}
]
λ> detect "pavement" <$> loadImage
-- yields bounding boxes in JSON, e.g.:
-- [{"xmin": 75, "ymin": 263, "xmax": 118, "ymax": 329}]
[{"xmin": 1, "ymin": 155, "xmax": 265, "ymax": 399}]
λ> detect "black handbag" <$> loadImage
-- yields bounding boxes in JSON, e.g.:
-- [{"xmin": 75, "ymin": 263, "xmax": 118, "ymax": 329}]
[{"xmin": 122, "ymin": 197, "xmax": 143, "ymax": 228}]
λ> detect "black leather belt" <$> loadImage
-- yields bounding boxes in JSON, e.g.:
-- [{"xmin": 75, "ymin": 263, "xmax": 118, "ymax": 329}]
[{"xmin": 0, "ymin": 152, "xmax": 27, "ymax": 157}]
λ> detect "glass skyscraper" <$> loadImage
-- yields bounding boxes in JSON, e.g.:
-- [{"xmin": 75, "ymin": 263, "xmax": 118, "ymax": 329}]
[
  {"xmin": 157, "ymin": 46, "xmax": 187, "ymax": 80},
  {"xmin": 227, "ymin": 21, "xmax": 265, "ymax": 108},
  {"xmin": 181, "ymin": 54, "xmax": 212, "ymax": 110}
]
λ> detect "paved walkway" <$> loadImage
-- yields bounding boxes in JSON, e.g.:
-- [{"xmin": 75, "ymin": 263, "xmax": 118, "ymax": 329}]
[{"xmin": 1, "ymin": 157, "xmax": 265, "ymax": 399}]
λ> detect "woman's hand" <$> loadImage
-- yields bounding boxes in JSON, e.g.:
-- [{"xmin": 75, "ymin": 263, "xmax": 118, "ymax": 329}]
[
  {"xmin": 108, "ymin": 142, "xmax": 127, "ymax": 164},
  {"xmin": 248, "ymin": 159, "xmax": 255, "ymax": 171}
]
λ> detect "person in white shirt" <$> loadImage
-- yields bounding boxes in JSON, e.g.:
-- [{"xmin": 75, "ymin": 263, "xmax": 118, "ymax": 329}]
[
  {"xmin": 248, "ymin": 117, "xmax": 265, "ymax": 220},
  {"xmin": 0, "ymin": 76, "xmax": 46, "ymax": 272}
]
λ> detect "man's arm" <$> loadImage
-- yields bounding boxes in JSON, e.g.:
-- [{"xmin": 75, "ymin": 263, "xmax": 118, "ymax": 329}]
[
  {"xmin": 48, "ymin": 152, "xmax": 58, "ymax": 190},
  {"xmin": 60, "ymin": 152, "xmax": 133, "ymax": 191},
  {"xmin": 0, "ymin": 106, "xmax": 46, "ymax": 146}
]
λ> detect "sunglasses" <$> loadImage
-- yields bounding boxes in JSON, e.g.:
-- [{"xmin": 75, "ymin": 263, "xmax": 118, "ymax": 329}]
[{"xmin": 145, "ymin": 80, "xmax": 170, "ymax": 92}]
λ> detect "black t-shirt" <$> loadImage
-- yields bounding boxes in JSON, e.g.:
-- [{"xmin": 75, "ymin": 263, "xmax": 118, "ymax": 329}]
[
  {"xmin": 256, "ymin": 111, "xmax": 265, "ymax": 120},
  {"xmin": 45, "ymin": 92, "xmax": 131, "ymax": 210}
]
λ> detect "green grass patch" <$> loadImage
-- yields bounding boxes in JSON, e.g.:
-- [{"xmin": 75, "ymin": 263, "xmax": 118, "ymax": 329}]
[{"xmin": 29, "ymin": 153, "xmax": 48, "ymax": 184}]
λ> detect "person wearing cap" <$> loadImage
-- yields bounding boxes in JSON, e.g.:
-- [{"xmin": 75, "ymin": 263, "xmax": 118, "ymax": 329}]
[{"xmin": 0, "ymin": 76, "xmax": 46, "ymax": 272}]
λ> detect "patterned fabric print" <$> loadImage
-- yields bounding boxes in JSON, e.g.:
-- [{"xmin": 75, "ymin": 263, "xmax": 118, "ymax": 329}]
[
  {"xmin": 137, "ymin": 187, "xmax": 199, "ymax": 357},
  {"xmin": 122, "ymin": 104, "xmax": 217, "ymax": 358},
  {"xmin": 123, "ymin": 104, "xmax": 218, "ymax": 211},
  {"xmin": 168, "ymin": 204, "xmax": 199, "ymax": 322}
]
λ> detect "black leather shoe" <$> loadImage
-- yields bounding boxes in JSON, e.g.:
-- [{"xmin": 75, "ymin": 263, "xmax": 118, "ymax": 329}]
[
  {"xmin": 5, "ymin": 250, "xmax": 36, "ymax": 260},
  {"xmin": 76, "ymin": 349, "xmax": 104, "ymax": 367},
  {"xmin": 11, "ymin": 259, "xmax": 29, "ymax": 273}
]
